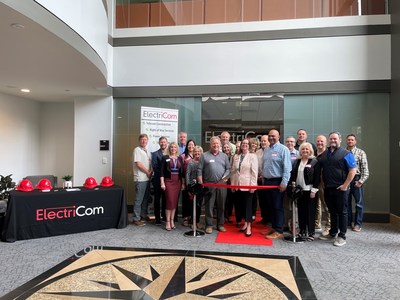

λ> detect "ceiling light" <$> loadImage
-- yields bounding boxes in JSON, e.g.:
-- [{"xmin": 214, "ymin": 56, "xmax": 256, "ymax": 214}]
[
  {"xmin": 21, "ymin": 88, "xmax": 30, "ymax": 93},
  {"xmin": 10, "ymin": 23, "xmax": 25, "ymax": 29}
]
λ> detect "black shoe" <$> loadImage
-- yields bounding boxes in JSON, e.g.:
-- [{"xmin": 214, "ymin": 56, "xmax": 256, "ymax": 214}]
[
  {"xmin": 155, "ymin": 220, "xmax": 161, "ymax": 226},
  {"xmin": 245, "ymin": 231, "xmax": 252, "ymax": 237}
]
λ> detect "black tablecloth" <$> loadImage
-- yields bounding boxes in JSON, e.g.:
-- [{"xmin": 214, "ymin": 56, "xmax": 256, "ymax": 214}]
[{"xmin": 1, "ymin": 186, "xmax": 128, "ymax": 242}]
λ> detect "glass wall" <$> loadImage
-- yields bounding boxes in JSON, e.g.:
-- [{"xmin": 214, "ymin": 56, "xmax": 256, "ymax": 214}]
[
  {"xmin": 284, "ymin": 93, "xmax": 390, "ymax": 217},
  {"xmin": 201, "ymin": 95, "xmax": 283, "ymax": 145},
  {"xmin": 113, "ymin": 93, "xmax": 390, "ymax": 218},
  {"xmin": 113, "ymin": 97, "xmax": 202, "ymax": 204},
  {"xmin": 116, "ymin": 0, "xmax": 387, "ymax": 28}
]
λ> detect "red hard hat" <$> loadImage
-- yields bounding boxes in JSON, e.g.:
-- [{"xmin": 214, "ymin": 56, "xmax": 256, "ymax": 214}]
[
  {"xmin": 16, "ymin": 179, "xmax": 34, "ymax": 192},
  {"xmin": 36, "ymin": 178, "xmax": 53, "ymax": 190},
  {"xmin": 83, "ymin": 177, "xmax": 98, "ymax": 189},
  {"xmin": 100, "ymin": 176, "xmax": 114, "ymax": 187}
]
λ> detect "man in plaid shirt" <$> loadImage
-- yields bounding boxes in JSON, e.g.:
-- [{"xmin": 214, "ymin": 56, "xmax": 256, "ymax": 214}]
[{"xmin": 346, "ymin": 134, "xmax": 370, "ymax": 232}]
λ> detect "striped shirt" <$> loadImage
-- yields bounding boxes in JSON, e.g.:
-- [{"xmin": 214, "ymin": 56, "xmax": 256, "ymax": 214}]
[{"xmin": 348, "ymin": 146, "xmax": 369, "ymax": 184}]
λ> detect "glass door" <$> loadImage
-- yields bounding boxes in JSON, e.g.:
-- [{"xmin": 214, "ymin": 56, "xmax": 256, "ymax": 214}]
[{"xmin": 201, "ymin": 95, "xmax": 284, "ymax": 146}]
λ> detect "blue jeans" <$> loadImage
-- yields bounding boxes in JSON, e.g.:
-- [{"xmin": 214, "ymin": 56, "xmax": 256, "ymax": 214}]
[
  {"xmin": 325, "ymin": 187, "xmax": 349, "ymax": 239},
  {"xmin": 347, "ymin": 177, "xmax": 364, "ymax": 226},
  {"xmin": 133, "ymin": 181, "xmax": 150, "ymax": 221}
]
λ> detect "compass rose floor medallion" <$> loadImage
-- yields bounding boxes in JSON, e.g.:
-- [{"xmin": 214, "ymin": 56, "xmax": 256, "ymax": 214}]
[{"xmin": 3, "ymin": 246, "xmax": 316, "ymax": 299}]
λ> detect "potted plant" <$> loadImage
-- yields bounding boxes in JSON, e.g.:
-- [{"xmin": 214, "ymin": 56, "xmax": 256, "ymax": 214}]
[
  {"xmin": 0, "ymin": 174, "xmax": 15, "ymax": 216},
  {"xmin": 62, "ymin": 175, "xmax": 73, "ymax": 189}
]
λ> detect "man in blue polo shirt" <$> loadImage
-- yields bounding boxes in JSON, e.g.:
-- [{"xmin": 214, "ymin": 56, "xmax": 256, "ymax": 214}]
[
  {"xmin": 318, "ymin": 132, "xmax": 356, "ymax": 247},
  {"xmin": 262, "ymin": 129, "xmax": 292, "ymax": 240}
]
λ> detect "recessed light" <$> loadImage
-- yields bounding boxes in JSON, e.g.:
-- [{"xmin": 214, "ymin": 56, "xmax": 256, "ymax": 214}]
[
  {"xmin": 21, "ymin": 88, "xmax": 30, "ymax": 93},
  {"xmin": 10, "ymin": 23, "xmax": 25, "ymax": 29}
]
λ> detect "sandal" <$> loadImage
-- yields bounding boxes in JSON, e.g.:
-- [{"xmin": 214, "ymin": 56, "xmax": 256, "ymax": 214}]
[
  {"xmin": 306, "ymin": 235, "xmax": 315, "ymax": 241},
  {"xmin": 165, "ymin": 221, "xmax": 171, "ymax": 231},
  {"xmin": 170, "ymin": 219, "xmax": 176, "ymax": 229},
  {"xmin": 239, "ymin": 226, "xmax": 247, "ymax": 232},
  {"xmin": 245, "ymin": 228, "xmax": 252, "ymax": 237}
]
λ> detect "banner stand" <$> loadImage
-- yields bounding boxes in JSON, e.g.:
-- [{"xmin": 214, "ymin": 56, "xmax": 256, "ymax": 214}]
[
  {"xmin": 284, "ymin": 198, "xmax": 304, "ymax": 244},
  {"xmin": 184, "ymin": 195, "xmax": 204, "ymax": 238}
]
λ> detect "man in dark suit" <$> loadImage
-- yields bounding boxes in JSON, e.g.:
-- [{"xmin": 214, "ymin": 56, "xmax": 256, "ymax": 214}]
[
  {"xmin": 151, "ymin": 136, "xmax": 168, "ymax": 225},
  {"xmin": 295, "ymin": 129, "xmax": 317, "ymax": 154}
]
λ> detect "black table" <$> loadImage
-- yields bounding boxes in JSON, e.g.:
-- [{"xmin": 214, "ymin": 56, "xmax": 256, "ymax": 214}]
[{"xmin": 1, "ymin": 186, "xmax": 128, "ymax": 242}]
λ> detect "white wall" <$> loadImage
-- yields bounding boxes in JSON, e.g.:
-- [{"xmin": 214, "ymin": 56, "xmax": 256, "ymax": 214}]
[
  {"xmin": 107, "ymin": 43, "xmax": 114, "ymax": 87},
  {"xmin": 113, "ymin": 34, "xmax": 390, "ymax": 87},
  {"xmin": 0, "ymin": 94, "xmax": 76, "ymax": 186},
  {"xmin": 39, "ymin": 103, "xmax": 74, "ymax": 187},
  {"xmin": 74, "ymin": 97, "xmax": 113, "ymax": 187},
  {"xmin": 0, "ymin": 93, "xmax": 112, "ymax": 187},
  {"xmin": 113, "ymin": 15, "xmax": 390, "ymax": 88},
  {"xmin": 0, "ymin": 93, "xmax": 40, "ymax": 183},
  {"xmin": 114, "ymin": 15, "xmax": 389, "ymax": 38}
]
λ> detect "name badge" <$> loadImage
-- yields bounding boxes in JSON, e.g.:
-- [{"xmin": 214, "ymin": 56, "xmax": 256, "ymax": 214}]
[
  {"xmin": 272, "ymin": 153, "xmax": 278, "ymax": 157},
  {"xmin": 306, "ymin": 164, "xmax": 312, "ymax": 168},
  {"xmin": 209, "ymin": 159, "xmax": 215, "ymax": 163},
  {"xmin": 166, "ymin": 159, "xmax": 170, "ymax": 162}
]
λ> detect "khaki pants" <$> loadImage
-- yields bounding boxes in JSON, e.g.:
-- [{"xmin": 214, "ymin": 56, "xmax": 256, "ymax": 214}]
[{"xmin": 315, "ymin": 185, "xmax": 331, "ymax": 228}]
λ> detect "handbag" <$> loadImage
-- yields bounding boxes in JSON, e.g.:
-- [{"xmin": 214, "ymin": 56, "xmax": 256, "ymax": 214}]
[{"xmin": 287, "ymin": 184, "xmax": 303, "ymax": 200}]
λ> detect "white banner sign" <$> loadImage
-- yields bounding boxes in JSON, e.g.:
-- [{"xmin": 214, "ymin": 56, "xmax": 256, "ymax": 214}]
[{"xmin": 140, "ymin": 106, "xmax": 179, "ymax": 153}]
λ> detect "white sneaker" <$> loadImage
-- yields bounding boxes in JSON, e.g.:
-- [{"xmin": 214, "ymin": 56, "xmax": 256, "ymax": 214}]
[
  {"xmin": 333, "ymin": 236, "xmax": 346, "ymax": 247},
  {"xmin": 319, "ymin": 234, "xmax": 335, "ymax": 241},
  {"xmin": 322, "ymin": 227, "xmax": 330, "ymax": 236}
]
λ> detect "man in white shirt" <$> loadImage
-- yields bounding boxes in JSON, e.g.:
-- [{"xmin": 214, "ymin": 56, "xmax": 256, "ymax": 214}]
[
  {"xmin": 132, "ymin": 134, "xmax": 153, "ymax": 226},
  {"xmin": 256, "ymin": 135, "xmax": 270, "ymax": 224},
  {"xmin": 220, "ymin": 131, "xmax": 236, "ymax": 155}
]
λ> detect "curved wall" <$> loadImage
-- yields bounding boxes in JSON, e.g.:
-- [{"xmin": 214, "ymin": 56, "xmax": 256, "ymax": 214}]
[
  {"xmin": 3, "ymin": 0, "xmax": 108, "ymax": 79},
  {"xmin": 35, "ymin": 0, "xmax": 108, "ymax": 65}
]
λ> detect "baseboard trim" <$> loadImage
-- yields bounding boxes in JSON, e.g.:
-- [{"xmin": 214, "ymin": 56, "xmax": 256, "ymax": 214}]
[
  {"xmin": 363, "ymin": 213, "xmax": 390, "ymax": 223},
  {"xmin": 390, "ymin": 213, "xmax": 400, "ymax": 227}
]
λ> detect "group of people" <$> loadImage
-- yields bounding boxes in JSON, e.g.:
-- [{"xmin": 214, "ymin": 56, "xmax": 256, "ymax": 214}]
[{"xmin": 131, "ymin": 128, "xmax": 369, "ymax": 247}]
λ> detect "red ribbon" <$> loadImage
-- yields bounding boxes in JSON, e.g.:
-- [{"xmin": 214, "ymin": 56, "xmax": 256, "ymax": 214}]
[{"xmin": 202, "ymin": 183, "xmax": 279, "ymax": 189}]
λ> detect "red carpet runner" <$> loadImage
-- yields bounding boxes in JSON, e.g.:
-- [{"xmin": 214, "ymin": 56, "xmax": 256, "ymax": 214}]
[{"xmin": 215, "ymin": 214, "xmax": 273, "ymax": 246}]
